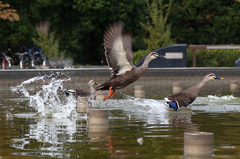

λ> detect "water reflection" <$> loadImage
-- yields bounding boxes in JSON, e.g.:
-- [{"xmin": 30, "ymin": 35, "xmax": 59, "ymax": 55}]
[
  {"xmin": 10, "ymin": 110, "xmax": 112, "ymax": 158},
  {"xmin": 88, "ymin": 109, "xmax": 109, "ymax": 143},
  {"xmin": 11, "ymin": 117, "xmax": 80, "ymax": 158},
  {"xmin": 1, "ymin": 85, "xmax": 240, "ymax": 158},
  {"xmin": 88, "ymin": 125, "xmax": 109, "ymax": 142}
]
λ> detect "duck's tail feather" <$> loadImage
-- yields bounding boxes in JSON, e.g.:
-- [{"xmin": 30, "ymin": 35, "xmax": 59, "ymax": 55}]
[{"xmin": 63, "ymin": 89, "xmax": 76, "ymax": 96}]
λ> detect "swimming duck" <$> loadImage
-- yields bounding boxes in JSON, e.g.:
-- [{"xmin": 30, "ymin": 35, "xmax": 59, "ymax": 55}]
[
  {"xmin": 164, "ymin": 73, "xmax": 223, "ymax": 111},
  {"xmin": 64, "ymin": 80, "xmax": 98, "ymax": 99},
  {"xmin": 96, "ymin": 21, "xmax": 166, "ymax": 101}
]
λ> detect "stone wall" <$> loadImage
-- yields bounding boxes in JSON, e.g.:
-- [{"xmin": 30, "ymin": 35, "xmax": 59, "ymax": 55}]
[{"xmin": 0, "ymin": 67, "xmax": 239, "ymax": 98}]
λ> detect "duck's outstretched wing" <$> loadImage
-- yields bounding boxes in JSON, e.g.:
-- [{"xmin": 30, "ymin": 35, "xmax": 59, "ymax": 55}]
[
  {"xmin": 104, "ymin": 21, "xmax": 134, "ymax": 76},
  {"xmin": 122, "ymin": 33, "xmax": 135, "ymax": 68}
]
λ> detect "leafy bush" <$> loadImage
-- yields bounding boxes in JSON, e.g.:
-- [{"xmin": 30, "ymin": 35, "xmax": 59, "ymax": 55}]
[
  {"xmin": 32, "ymin": 31, "xmax": 65, "ymax": 59},
  {"xmin": 133, "ymin": 49, "xmax": 150, "ymax": 65},
  {"xmin": 187, "ymin": 49, "xmax": 240, "ymax": 67}
]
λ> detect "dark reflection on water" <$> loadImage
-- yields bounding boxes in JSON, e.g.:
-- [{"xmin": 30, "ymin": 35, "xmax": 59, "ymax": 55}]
[{"xmin": 1, "ymin": 89, "xmax": 240, "ymax": 159}]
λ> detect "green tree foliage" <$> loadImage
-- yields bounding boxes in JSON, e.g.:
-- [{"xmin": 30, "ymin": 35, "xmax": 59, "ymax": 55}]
[
  {"xmin": 1, "ymin": 0, "xmax": 240, "ymax": 66},
  {"xmin": 70, "ymin": 0, "xmax": 148, "ymax": 65},
  {"xmin": 141, "ymin": 0, "xmax": 174, "ymax": 51},
  {"xmin": 0, "ymin": 1, "xmax": 19, "ymax": 21},
  {"xmin": 187, "ymin": 49, "xmax": 240, "ymax": 67},
  {"xmin": 0, "ymin": 0, "xmax": 148, "ymax": 65},
  {"xmin": 32, "ymin": 31, "xmax": 65, "ymax": 59},
  {"xmin": 133, "ymin": 0, "xmax": 174, "ymax": 64},
  {"xmin": 0, "ymin": 0, "xmax": 36, "ymax": 52},
  {"xmin": 169, "ymin": 0, "xmax": 240, "ymax": 44}
]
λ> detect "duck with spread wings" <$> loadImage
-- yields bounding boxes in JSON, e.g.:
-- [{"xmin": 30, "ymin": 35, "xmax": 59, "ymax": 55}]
[{"xmin": 96, "ymin": 21, "xmax": 165, "ymax": 101}]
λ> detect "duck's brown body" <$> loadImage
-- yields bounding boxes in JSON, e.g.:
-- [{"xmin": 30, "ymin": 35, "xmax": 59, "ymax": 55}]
[
  {"xmin": 64, "ymin": 80, "xmax": 98, "ymax": 99},
  {"xmin": 166, "ymin": 85, "xmax": 201, "ymax": 108},
  {"xmin": 165, "ymin": 73, "xmax": 223, "ymax": 111},
  {"xmin": 97, "ymin": 67, "xmax": 147, "ymax": 91}
]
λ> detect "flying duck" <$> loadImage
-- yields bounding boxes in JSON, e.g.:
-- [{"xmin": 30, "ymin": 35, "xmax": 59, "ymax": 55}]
[
  {"xmin": 64, "ymin": 80, "xmax": 98, "ymax": 99},
  {"xmin": 165, "ymin": 73, "xmax": 223, "ymax": 111},
  {"xmin": 96, "ymin": 21, "xmax": 165, "ymax": 101}
]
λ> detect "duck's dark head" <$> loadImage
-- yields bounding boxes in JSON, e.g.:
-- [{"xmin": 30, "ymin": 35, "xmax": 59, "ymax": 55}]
[
  {"xmin": 147, "ymin": 52, "xmax": 166, "ymax": 60},
  {"xmin": 88, "ymin": 80, "xmax": 99, "ymax": 86},
  {"xmin": 205, "ymin": 73, "xmax": 224, "ymax": 81}
]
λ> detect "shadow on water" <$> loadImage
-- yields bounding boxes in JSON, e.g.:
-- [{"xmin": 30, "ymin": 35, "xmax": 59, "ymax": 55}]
[{"xmin": 0, "ymin": 74, "xmax": 240, "ymax": 158}]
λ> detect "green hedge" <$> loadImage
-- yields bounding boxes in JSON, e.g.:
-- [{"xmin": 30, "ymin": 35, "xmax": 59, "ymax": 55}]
[{"xmin": 187, "ymin": 49, "xmax": 240, "ymax": 67}]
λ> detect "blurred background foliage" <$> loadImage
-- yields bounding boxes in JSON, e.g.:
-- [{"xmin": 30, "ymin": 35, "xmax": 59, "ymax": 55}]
[
  {"xmin": 187, "ymin": 49, "xmax": 240, "ymax": 67},
  {"xmin": 0, "ymin": 0, "xmax": 240, "ymax": 67},
  {"xmin": 133, "ymin": 0, "xmax": 174, "ymax": 64}
]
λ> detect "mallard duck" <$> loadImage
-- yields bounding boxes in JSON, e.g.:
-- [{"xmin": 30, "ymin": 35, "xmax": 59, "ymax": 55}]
[
  {"xmin": 96, "ymin": 21, "xmax": 166, "ymax": 101},
  {"xmin": 164, "ymin": 73, "xmax": 223, "ymax": 111},
  {"xmin": 64, "ymin": 80, "xmax": 98, "ymax": 99}
]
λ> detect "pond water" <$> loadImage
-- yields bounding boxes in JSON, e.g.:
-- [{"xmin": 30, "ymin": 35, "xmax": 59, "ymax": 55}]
[{"xmin": 0, "ymin": 75, "xmax": 240, "ymax": 159}]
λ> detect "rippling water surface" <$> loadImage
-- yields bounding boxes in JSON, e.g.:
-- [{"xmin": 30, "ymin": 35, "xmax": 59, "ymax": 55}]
[{"xmin": 0, "ymin": 75, "xmax": 240, "ymax": 158}]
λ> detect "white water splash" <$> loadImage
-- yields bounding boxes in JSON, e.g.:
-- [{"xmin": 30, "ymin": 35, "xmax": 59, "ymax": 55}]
[
  {"xmin": 191, "ymin": 95, "xmax": 240, "ymax": 112},
  {"xmin": 11, "ymin": 74, "xmax": 78, "ymax": 118},
  {"xmin": 92, "ymin": 97, "xmax": 170, "ymax": 124},
  {"xmin": 208, "ymin": 95, "xmax": 237, "ymax": 101},
  {"xmin": 93, "ymin": 96, "xmax": 167, "ymax": 113}
]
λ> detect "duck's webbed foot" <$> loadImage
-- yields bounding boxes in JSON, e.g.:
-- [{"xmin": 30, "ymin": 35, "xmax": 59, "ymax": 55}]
[{"xmin": 103, "ymin": 86, "xmax": 116, "ymax": 102}]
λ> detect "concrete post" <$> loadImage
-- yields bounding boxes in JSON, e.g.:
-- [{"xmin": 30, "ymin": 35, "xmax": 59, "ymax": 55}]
[
  {"xmin": 230, "ymin": 80, "xmax": 238, "ymax": 92},
  {"xmin": 77, "ymin": 97, "xmax": 91, "ymax": 113},
  {"xmin": 184, "ymin": 131, "xmax": 213, "ymax": 156},
  {"xmin": 173, "ymin": 82, "xmax": 182, "ymax": 94},
  {"xmin": 89, "ymin": 109, "xmax": 108, "ymax": 125},
  {"xmin": 134, "ymin": 86, "xmax": 145, "ymax": 98},
  {"xmin": 96, "ymin": 91, "xmax": 106, "ymax": 100},
  {"xmin": 88, "ymin": 109, "xmax": 109, "ymax": 142}
]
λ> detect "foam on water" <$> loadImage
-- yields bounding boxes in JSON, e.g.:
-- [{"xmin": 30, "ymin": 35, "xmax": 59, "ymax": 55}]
[
  {"xmin": 96, "ymin": 94, "xmax": 240, "ymax": 114},
  {"xmin": 11, "ymin": 74, "xmax": 78, "ymax": 118},
  {"xmin": 208, "ymin": 95, "xmax": 238, "ymax": 101},
  {"xmin": 92, "ymin": 96, "xmax": 171, "ymax": 124},
  {"xmin": 191, "ymin": 95, "xmax": 240, "ymax": 112},
  {"xmin": 93, "ymin": 96, "xmax": 168, "ymax": 114}
]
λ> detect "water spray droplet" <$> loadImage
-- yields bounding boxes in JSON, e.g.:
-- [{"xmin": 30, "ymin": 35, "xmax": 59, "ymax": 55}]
[{"xmin": 11, "ymin": 74, "xmax": 79, "ymax": 118}]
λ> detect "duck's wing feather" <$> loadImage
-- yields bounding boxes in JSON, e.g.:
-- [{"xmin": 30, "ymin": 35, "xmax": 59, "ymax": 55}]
[
  {"xmin": 122, "ymin": 33, "xmax": 135, "ymax": 68},
  {"xmin": 74, "ymin": 89, "xmax": 91, "ymax": 96},
  {"xmin": 104, "ymin": 21, "xmax": 134, "ymax": 76}
]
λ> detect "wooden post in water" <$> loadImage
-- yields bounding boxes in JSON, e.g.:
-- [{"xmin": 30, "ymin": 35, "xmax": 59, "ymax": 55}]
[
  {"xmin": 172, "ymin": 82, "xmax": 182, "ymax": 94},
  {"xmin": 184, "ymin": 132, "xmax": 213, "ymax": 157},
  {"xmin": 96, "ymin": 91, "xmax": 106, "ymax": 100},
  {"xmin": 230, "ymin": 80, "xmax": 238, "ymax": 92},
  {"xmin": 88, "ymin": 109, "xmax": 109, "ymax": 142},
  {"xmin": 77, "ymin": 96, "xmax": 91, "ymax": 113},
  {"xmin": 134, "ymin": 86, "xmax": 145, "ymax": 98},
  {"xmin": 89, "ymin": 109, "xmax": 108, "ymax": 125}
]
